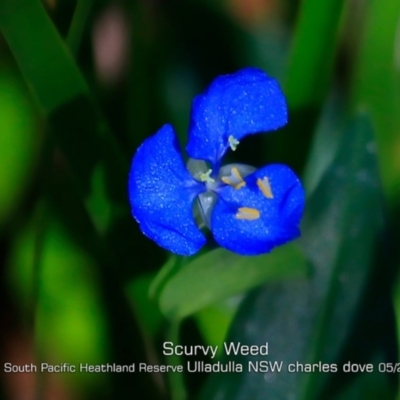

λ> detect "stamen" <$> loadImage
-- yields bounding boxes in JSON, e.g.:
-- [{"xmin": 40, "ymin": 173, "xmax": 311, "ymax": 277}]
[
  {"xmin": 221, "ymin": 176, "xmax": 234, "ymax": 186},
  {"xmin": 234, "ymin": 181, "xmax": 246, "ymax": 189},
  {"xmin": 257, "ymin": 177, "xmax": 273, "ymax": 199},
  {"xmin": 235, "ymin": 207, "xmax": 260, "ymax": 220},
  {"xmin": 231, "ymin": 167, "xmax": 244, "ymax": 182},
  {"xmin": 200, "ymin": 169, "xmax": 215, "ymax": 183},
  {"xmin": 228, "ymin": 135, "xmax": 240, "ymax": 151},
  {"xmin": 221, "ymin": 167, "xmax": 246, "ymax": 190}
]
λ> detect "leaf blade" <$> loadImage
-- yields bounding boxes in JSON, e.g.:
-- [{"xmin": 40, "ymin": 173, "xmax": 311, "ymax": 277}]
[
  {"xmin": 158, "ymin": 243, "xmax": 308, "ymax": 321},
  {"xmin": 0, "ymin": 0, "xmax": 89, "ymax": 114}
]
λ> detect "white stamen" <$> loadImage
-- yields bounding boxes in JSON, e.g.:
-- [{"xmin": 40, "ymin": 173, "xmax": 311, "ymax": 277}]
[
  {"xmin": 228, "ymin": 135, "xmax": 240, "ymax": 151},
  {"xmin": 199, "ymin": 169, "xmax": 215, "ymax": 183}
]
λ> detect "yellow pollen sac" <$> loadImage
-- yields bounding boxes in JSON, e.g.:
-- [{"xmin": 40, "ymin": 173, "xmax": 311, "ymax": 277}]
[
  {"xmin": 231, "ymin": 167, "xmax": 244, "ymax": 182},
  {"xmin": 221, "ymin": 176, "xmax": 232, "ymax": 185},
  {"xmin": 221, "ymin": 167, "xmax": 246, "ymax": 190},
  {"xmin": 235, "ymin": 207, "xmax": 260, "ymax": 220},
  {"xmin": 257, "ymin": 177, "xmax": 273, "ymax": 199},
  {"xmin": 234, "ymin": 181, "xmax": 246, "ymax": 189}
]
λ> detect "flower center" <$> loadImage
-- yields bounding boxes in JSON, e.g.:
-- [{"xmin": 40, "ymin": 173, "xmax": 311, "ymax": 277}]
[
  {"xmin": 199, "ymin": 169, "xmax": 215, "ymax": 183},
  {"xmin": 187, "ymin": 158, "xmax": 261, "ymax": 227}
]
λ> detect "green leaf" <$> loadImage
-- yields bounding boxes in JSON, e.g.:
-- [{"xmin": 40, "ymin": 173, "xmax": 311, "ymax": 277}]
[
  {"xmin": 0, "ymin": 0, "xmax": 89, "ymax": 114},
  {"xmin": 149, "ymin": 254, "xmax": 181, "ymax": 300},
  {"xmin": 7, "ymin": 209, "xmax": 109, "ymax": 391},
  {"xmin": 157, "ymin": 243, "xmax": 307, "ymax": 321},
  {"xmin": 350, "ymin": 0, "xmax": 400, "ymax": 204},
  {"xmin": 284, "ymin": 0, "xmax": 345, "ymax": 109},
  {"xmin": 302, "ymin": 92, "xmax": 344, "ymax": 196},
  {"xmin": 392, "ymin": 267, "xmax": 400, "ymax": 398},
  {"xmin": 202, "ymin": 113, "xmax": 383, "ymax": 400},
  {"xmin": 67, "ymin": 0, "xmax": 95, "ymax": 56},
  {"xmin": 0, "ymin": 70, "xmax": 39, "ymax": 227},
  {"xmin": 126, "ymin": 274, "xmax": 164, "ymax": 337},
  {"xmin": 332, "ymin": 354, "xmax": 395, "ymax": 400},
  {"xmin": 0, "ymin": 0, "xmax": 128, "ymax": 212},
  {"xmin": 195, "ymin": 298, "xmax": 241, "ymax": 353}
]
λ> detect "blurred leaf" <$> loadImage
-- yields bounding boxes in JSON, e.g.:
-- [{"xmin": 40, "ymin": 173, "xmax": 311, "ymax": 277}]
[
  {"xmin": 162, "ymin": 65, "xmax": 202, "ymax": 148},
  {"xmin": 7, "ymin": 208, "xmax": 109, "ymax": 391},
  {"xmin": 67, "ymin": 0, "xmax": 95, "ymax": 56},
  {"xmin": 126, "ymin": 273, "xmax": 164, "ymax": 337},
  {"xmin": 265, "ymin": 0, "xmax": 346, "ymax": 178},
  {"xmin": 149, "ymin": 254, "xmax": 180, "ymax": 300},
  {"xmin": 84, "ymin": 162, "xmax": 115, "ymax": 235},
  {"xmin": 0, "ymin": 0, "xmax": 128, "ymax": 212},
  {"xmin": 0, "ymin": 70, "xmax": 39, "ymax": 226},
  {"xmin": 302, "ymin": 91, "xmax": 344, "ymax": 196},
  {"xmin": 127, "ymin": 0, "xmax": 164, "ymax": 150},
  {"xmin": 157, "ymin": 243, "xmax": 307, "ymax": 321},
  {"xmin": 0, "ymin": 0, "xmax": 89, "ymax": 114},
  {"xmin": 392, "ymin": 265, "xmax": 400, "ymax": 397},
  {"xmin": 285, "ymin": 0, "xmax": 345, "ymax": 108},
  {"xmin": 240, "ymin": 25, "xmax": 288, "ymax": 82},
  {"xmin": 195, "ymin": 297, "xmax": 242, "ymax": 354},
  {"xmin": 202, "ymin": 112, "xmax": 383, "ymax": 400},
  {"xmin": 333, "ymin": 354, "xmax": 395, "ymax": 400},
  {"xmin": 45, "ymin": 169, "xmax": 163, "ymax": 399},
  {"xmin": 351, "ymin": 0, "xmax": 400, "ymax": 204}
]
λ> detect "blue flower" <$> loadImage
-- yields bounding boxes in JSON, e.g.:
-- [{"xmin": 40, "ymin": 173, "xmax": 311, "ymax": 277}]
[{"xmin": 128, "ymin": 67, "xmax": 304, "ymax": 256}]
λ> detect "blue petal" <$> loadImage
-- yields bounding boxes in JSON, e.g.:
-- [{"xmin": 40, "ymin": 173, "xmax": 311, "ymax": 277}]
[
  {"xmin": 186, "ymin": 67, "xmax": 288, "ymax": 167},
  {"xmin": 210, "ymin": 164, "xmax": 304, "ymax": 255},
  {"xmin": 128, "ymin": 124, "xmax": 206, "ymax": 256}
]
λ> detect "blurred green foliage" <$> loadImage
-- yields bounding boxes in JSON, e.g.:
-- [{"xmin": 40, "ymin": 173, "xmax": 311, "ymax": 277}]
[
  {"xmin": 0, "ymin": 0, "xmax": 399, "ymax": 399},
  {"xmin": 0, "ymin": 70, "xmax": 38, "ymax": 227},
  {"xmin": 8, "ymin": 207, "xmax": 109, "ymax": 392}
]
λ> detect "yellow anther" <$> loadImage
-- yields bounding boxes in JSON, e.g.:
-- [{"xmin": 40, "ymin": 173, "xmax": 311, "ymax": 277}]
[
  {"xmin": 231, "ymin": 167, "xmax": 244, "ymax": 182},
  {"xmin": 221, "ymin": 167, "xmax": 246, "ymax": 190},
  {"xmin": 235, "ymin": 207, "xmax": 260, "ymax": 220},
  {"xmin": 234, "ymin": 181, "xmax": 246, "ymax": 189},
  {"xmin": 257, "ymin": 177, "xmax": 273, "ymax": 199},
  {"xmin": 228, "ymin": 135, "xmax": 240, "ymax": 151},
  {"xmin": 200, "ymin": 169, "xmax": 215, "ymax": 183},
  {"xmin": 221, "ymin": 176, "xmax": 234, "ymax": 186}
]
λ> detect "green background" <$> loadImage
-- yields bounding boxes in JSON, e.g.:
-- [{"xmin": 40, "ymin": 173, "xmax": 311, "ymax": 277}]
[{"xmin": 0, "ymin": 0, "xmax": 400, "ymax": 399}]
